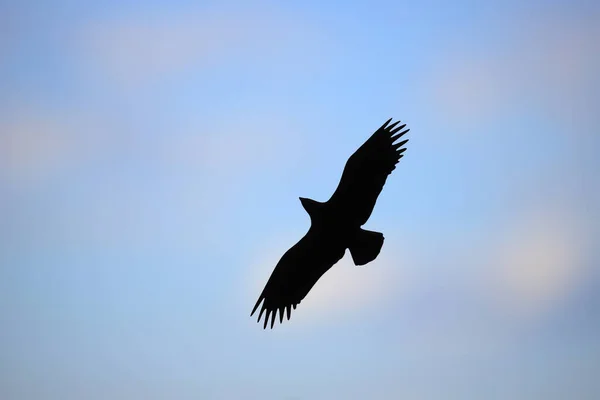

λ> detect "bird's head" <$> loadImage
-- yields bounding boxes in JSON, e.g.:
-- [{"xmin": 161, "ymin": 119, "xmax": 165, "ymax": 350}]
[{"xmin": 299, "ymin": 197, "xmax": 322, "ymax": 218}]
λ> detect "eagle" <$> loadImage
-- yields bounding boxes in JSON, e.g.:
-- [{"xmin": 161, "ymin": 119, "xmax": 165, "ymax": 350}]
[{"xmin": 251, "ymin": 118, "xmax": 410, "ymax": 328}]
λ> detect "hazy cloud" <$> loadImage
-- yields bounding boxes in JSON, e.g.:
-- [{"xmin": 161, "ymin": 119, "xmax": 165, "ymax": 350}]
[
  {"xmin": 484, "ymin": 205, "xmax": 591, "ymax": 318},
  {"xmin": 0, "ymin": 111, "xmax": 83, "ymax": 185},
  {"xmin": 78, "ymin": 5, "xmax": 331, "ymax": 85},
  {"xmin": 160, "ymin": 113, "xmax": 307, "ymax": 179},
  {"xmin": 429, "ymin": 12, "xmax": 599, "ymax": 126}
]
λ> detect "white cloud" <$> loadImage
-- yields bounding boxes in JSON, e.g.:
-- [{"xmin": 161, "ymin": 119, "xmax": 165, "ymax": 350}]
[
  {"xmin": 0, "ymin": 107, "xmax": 131, "ymax": 188},
  {"xmin": 298, "ymin": 247, "xmax": 412, "ymax": 322},
  {"xmin": 0, "ymin": 112, "xmax": 81, "ymax": 185},
  {"xmin": 0, "ymin": 103, "xmax": 310, "ymax": 254},
  {"xmin": 78, "ymin": 5, "xmax": 331, "ymax": 85},
  {"xmin": 160, "ymin": 114, "xmax": 307, "ymax": 179},
  {"xmin": 484, "ymin": 206, "xmax": 590, "ymax": 318},
  {"xmin": 428, "ymin": 12, "xmax": 599, "ymax": 126}
]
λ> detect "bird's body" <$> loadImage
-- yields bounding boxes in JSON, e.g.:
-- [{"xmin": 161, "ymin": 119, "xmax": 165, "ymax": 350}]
[{"xmin": 251, "ymin": 118, "xmax": 410, "ymax": 328}]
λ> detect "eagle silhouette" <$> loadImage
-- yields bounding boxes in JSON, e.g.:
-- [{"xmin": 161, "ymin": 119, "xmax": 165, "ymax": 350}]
[{"xmin": 251, "ymin": 118, "xmax": 410, "ymax": 328}]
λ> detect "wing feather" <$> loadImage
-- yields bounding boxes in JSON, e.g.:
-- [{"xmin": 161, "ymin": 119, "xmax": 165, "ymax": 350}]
[
  {"xmin": 250, "ymin": 228, "xmax": 346, "ymax": 329},
  {"xmin": 328, "ymin": 118, "xmax": 410, "ymax": 225}
]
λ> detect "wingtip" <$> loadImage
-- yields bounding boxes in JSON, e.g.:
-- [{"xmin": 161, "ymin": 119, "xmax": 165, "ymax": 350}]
[
  {"xmin": 391, "ymin": 128, "xmax": 409, "ymax": 142},
  {"xmin": 250, "ymin": 296, "xmax": 263, "ymax": 317},
  {"xmin": 381, "ymin": 117, "xmax": 393, "ymax": 129},
  {"xmin": 257, "ymin": 306, "xmax": 266, "ymax": 323},
  {"xmin": 390, "ymin": 124, "xmax": 407, "ymax": 134},
  {"xmin": 393, "ymin": 139, "xmax": 409, "ymax": 149},
  {"xmin": 387, "ymin": 120, "xmax": 401, "ymax": 130}
]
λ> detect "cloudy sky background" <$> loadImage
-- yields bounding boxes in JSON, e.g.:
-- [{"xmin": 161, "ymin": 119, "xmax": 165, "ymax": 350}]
[{"xmin": 1, "ymin": 0, "xmax": 599, "ymax": 399}]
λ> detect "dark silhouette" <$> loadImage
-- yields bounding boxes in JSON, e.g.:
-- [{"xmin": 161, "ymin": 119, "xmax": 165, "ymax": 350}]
[{"xmin": 251, "ymin": 118, "xmax": 410, "ymax": 328}]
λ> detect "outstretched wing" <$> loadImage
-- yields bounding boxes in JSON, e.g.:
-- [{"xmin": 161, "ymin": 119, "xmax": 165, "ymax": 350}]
[
  {"xmin": 328, "ymin": 118, "xmax": 410, "ymax": 226},
  {"xmin": 250, "ymin": 228, "xmax": 346, "ymax": 329}
]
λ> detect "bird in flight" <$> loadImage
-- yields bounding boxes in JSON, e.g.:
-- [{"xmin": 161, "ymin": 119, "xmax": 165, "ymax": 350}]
[{"xmin": 251, "ymin": 118, "xmax": 410, "ymax": 329}]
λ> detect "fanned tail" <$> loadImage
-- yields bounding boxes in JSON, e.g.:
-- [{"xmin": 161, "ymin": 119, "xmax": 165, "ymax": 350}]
[{"xmin": 348, "ymin": 229, "xmax": 384, "ymax": 266}]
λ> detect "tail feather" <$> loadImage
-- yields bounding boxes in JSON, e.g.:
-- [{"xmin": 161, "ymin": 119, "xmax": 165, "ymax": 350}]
[{"xmin": 348, "ymin": 229, "xmax": 384, "ymax": 266}]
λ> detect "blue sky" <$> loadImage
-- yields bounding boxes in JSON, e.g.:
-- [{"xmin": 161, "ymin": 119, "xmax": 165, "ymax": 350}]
[{"xmin": 1, "ymin": 1, "xmax": 599, "ymax": 399}]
